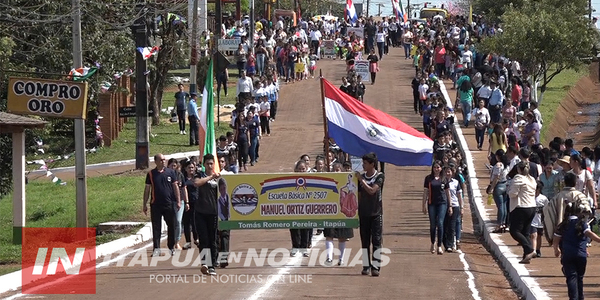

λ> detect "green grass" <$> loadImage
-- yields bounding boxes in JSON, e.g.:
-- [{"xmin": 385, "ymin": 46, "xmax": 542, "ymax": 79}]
[
  {"xmin": 538, "ymin": 68, "xmax": 588, "ymax": 144},
  {"xmin": 30, "ymin": 119, "xmax": 232, "ymax": 170},
  {"xmin": 163, "ymin": 90, "xmax": 238, "ymax": 107},
  {"xmin": 0, "ymin": 174, "xmax": 147, "ymax": 274}
]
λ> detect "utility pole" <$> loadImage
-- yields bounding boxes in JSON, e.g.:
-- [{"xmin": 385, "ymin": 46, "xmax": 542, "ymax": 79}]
[
  {"xmin": 216, "ymin": 0, "xmax": 222, "ymax": 51},
  {"xmin": 250, "ymin": 0, "xmax": 255, "ymax": 52},
  {"xmin": 134, "ymin": 0, "xmax": 149, "ymax": 169},
  {"xmin": 376, "ymin": 3, "xmax": 384, "ymax": 16},
  {"xmin": 366, "ymin": 0, "xmax": 370, "ymax": 17},
  {"xmin": 72, "ymin": 0, "xmax": 88, "ymax": 230},
  {"xmin": 190, "ymin": 0, "xmax": 199, "ymax": 95},
  {"xmin": 407, "ymin": 0, "xmax": 410, "ymax": 19}
]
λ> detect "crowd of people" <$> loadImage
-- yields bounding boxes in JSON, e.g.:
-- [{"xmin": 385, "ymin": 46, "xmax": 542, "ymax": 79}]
[
  {"xmin": 408, "ymin": 11, "xmax": 600, "ymax": 298},
  {"xmin": 142, "ymin": 13, "xmax": 394, "ymax": 278}
]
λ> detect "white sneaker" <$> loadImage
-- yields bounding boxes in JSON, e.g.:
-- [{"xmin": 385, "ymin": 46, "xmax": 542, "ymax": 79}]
[
  {"xmin": 183, "ymin": 131, "xmax": 186, "ymax": 134},
  {"xmin": 151, "ymin": 249, "xmax": 161, "ymax": 257},
  {"xmin": 182, "ymin": 242, "xmax": 192, "ymax": 250},
  {"xmin": 437, "ymin": 247, "xmax": 443, "ymax": 255},
  {"xmin": 430, "ymin": 244, "xmax": 435, "ymax": 254}
]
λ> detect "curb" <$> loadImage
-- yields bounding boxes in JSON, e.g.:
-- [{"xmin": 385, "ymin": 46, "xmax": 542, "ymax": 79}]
[
  {"xmin": 0, "ymin": 220, "xmax": 166, "ymax": 295},
  {"xmin": 439, "ymin": 82, "xmax": 550, "ymax": 300},
  {"xmin": 29, "ymin": 149, "xmax": 201, "ymax": 175}
]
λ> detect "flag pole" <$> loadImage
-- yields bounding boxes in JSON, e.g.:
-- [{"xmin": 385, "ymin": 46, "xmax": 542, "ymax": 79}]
[{"xmin": 319, "ymin": 69, "xmax": 331, "ymax": 171}]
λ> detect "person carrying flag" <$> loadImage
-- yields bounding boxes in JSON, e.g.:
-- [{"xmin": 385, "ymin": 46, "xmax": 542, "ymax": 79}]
[{"xmin": 355, "ymin": 152, "xmax": 385, "ymax": 277}]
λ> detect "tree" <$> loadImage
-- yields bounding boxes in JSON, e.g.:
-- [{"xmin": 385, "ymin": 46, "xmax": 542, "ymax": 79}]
[
  {"xmin": 148, "ymin": 12, "xmax": 187, "ymax": 125},
  {"xmin": 479, "ymin": 0, "xmax": 599, "ymax": 102},
  {"xmin": 473, "ymin": 0, "xmax": 525, "ymax": 22}
]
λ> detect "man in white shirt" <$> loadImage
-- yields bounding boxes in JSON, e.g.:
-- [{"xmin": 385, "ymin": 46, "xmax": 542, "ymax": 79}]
[
  {"xmin": 236, "ymin": 70, "xmax": 253, "ymax": 104},
  {"xmin": 310, "ymin": 27, "xmax": 322, "ymax": 56}
]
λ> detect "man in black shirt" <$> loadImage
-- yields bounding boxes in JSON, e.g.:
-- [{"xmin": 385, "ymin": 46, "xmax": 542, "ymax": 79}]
[
  {"xmin": 194, "ymin": 154, "xmax": 221, "ymax": 276},
  {"xmin": 174, "ymin": 84, "xmax": 189, "ymax": 135},
  {"xmin": 355, "ymin": 152, "xmax": 385, "ymax": 277},
  {"xmin": 143, "ymin": 153, "xmax": 181, "ymax": 257}
]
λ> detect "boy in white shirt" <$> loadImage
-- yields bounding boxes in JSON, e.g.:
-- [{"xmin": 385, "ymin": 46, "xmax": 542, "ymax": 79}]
[{"xmin": 530, "ymin": 181, "xmax": 548, "ymax": 257}]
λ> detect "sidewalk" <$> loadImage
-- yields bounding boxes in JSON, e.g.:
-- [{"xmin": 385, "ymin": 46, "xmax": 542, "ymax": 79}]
[
  {"xmin": 27, "ymin": 149, "xmax": 201, "ymax": 181},
  {"xmin": 442, "ymin": 83, "xmax": 600, "ymax": 299}
]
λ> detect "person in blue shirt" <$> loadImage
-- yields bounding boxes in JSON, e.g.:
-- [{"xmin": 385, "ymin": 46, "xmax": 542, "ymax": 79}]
[
  {"xmin": 488, "ymin": 79, "xmax": 504, "ymax": 124},
  {"xmin": 187, "ymin": 93, "xmax": 200, "ymax": 146},
  {"xmin": 553, "ymin": 204, "xmax": 600, "ymax": 300}
]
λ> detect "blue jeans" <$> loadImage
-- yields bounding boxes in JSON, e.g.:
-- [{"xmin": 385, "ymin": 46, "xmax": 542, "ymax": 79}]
[
  {"xmin": 493, "ymin": 182, "xmax": 508, "ymax": 226},
  {"xmin": 286, "ymin": 63, "xmax": 294, "ymax": 81},
  {"xmin": 461, "ymin": 101, "xmax": 472, "ymax": 126},
  {"xmin": 475, "ymin": 127, "xmax": 485, "ymax": 148},
  {"xmin": 377, "ymin": 42, "xmax": 384, "ymax": 59},
  {"xmin": 562, "ymin": 256, "xmax": 587, "ymax": 300},
  {"xmin": 428, "ymin": 203, "xmax": 447, "ymax": 246},
  {"xmin": 444, "ymin": 206, "xmax": 461, "ymax": 249},
  {"xmin": 256, "ymin": 53, "xmax": 266, "ymax": 76},
  {"xmin": 249, "ymin": 135, "xmax": 258, "ymax": 162},
  {"xmin": 403, "ymin": 43, "xmax": 411, "ymax": 58},
  {"xmin": 173, "ymin": 203, "xmax": 184, "ymax": 244}
]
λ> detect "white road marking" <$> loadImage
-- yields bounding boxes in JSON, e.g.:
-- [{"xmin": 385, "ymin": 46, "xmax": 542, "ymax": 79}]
[
  {"xmin": 247, "ymin": 233, "xmax": 324, "ymax": 300},
  {"xmin": 4, "ymin": 237, "xmax": 164, "ymax": 300},
  {"xmin": 441, "ymin": 82, "xmax": 482, "ymax": 300}
]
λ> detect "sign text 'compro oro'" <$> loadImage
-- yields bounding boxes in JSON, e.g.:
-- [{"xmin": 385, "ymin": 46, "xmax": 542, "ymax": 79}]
[{"xmin": 7, "ymin": 77, "xmax": 89, "ymax": 119}]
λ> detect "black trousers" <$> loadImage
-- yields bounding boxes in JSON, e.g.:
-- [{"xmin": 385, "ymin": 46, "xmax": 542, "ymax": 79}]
[
  {"xmin": 182, "ymin": 202, "xmax": 198, "ymax": 243},
  {"xmin": 311, "ymin": 40, "xmax": 320, "ymax": 55},
  {"xmin": 370, "ymin": 72, "xmax": 376, "ymax": 84},
  {"xmin": 270, "ymin": 101, "xmax": 278, "ymax": 119},
  {"xmin": 289, "ymin": 229, "xmax": 310, "ymax": 249},
  {"xmin": 151, "ymin": 204, "xmax": 176, "ymax": 250},
  {"xmin": 237, "ymin": 140, "xmax": 248, "ymax": 167},
  {"xmin": 218, "ymin": 230, "xmax": 230, "ymax": 263},
  {"xmin": 188, "ymin": 116, "xmax": 199, "ymax": 145},
  {"xmin": 509, "ymin": 207, "xmax": 536, "ymax": 256},
  {"xmin": 260, "ymin": 115, "xmax": 270, "ymax": 134},
  {"xmin": 195, "ymin": 212, "xmax": 218, "ymax": 267},
  {"xmin": 177, "ymin": 110, "xmax": 186, "ymax": 132},
  {"xmin": 562, "ymin": 256, "xmax": 587, "ymax": 300},
  {"xmin": 413, "ymin": 92, "xmax": 421, "ymax": 113},
  {"xmin": 216, "ymin": 74, "xmax": 228, "ymax": 96},
  {"xmin": 359, "ymin": 214, "xmax": 383, "ymax": 269}
]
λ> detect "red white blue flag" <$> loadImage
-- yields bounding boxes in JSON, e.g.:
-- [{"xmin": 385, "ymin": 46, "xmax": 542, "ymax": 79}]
[
  {"xmin": 392, "ymin": 0, "xmax": 408, "ymax": 22},
  {"xmin": 322, "ymin": 78, "xmax": 433, "ymax": 166},
  {"xmin": 346, "ymin": 0, "xmax": 358, "ymax": 25}
]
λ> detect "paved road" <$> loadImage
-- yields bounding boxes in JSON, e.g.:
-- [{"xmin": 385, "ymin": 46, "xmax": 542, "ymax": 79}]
[{"xmin": 6, "ymin": 49, "xmax": 519, "ymax": 300}]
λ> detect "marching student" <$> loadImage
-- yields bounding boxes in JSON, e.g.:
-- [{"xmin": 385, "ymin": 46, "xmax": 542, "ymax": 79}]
[
  {"xmin": 530, "ymin": 181, "xmax": 548, "ymax": 257},
  {"xmin": 143, "ymin": 153, "xmax": 181, "ymax": 257},
  {"xmin": 355, "ymin": 152, "xmax": 385, "ymax": 277},
  {"xmin": 325, "ymin": 168, "xmax": 355, "ymax": 266},
  {"xmin": 290, "ymin": 160, "xmax": 311, "ymax": 257},
  {"xmin": 181, "ymin": 159, "xmax": 199, "ymax": 249},
  {"xmin": 193, "ymin": 154, "xmax": 221, "ymax": 276},
  {"xmin": 168, "ymin": 158, "xmax": 188, "ymax": 251},
  {"xmin": 553, "ymin": 201, "xmax": 600, "ymax": 300},
  {"xmin": 259, "ymin": 95, "xmax": 271, "ymax": 136}
]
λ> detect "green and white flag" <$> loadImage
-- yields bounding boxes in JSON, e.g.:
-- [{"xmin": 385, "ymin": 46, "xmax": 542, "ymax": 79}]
[{"xmin": 199, "ymin": 59, "xmax": 220, "ymax": 173}]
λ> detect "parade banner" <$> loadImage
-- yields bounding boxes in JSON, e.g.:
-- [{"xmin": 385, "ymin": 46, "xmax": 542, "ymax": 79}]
[
  {"xmin": 354, "ymin": 60, "xmax": 370, "ymax": 84},
  {"xmin": 322, "ymin": 40, "xmax": 336, "ymax": 57},
  {"xmin": 347, "ymin": 27, "xmax": 364, "ymax": 39},
  {"xmin": 218, "ymin": 173, "xmax": 359, "ymax": 230}
]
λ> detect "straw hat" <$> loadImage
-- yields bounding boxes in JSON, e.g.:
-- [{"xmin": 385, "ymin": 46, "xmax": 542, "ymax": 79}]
[{"xmin": 557, "ymin": 156, "xmax": 571, "ymax": 165}]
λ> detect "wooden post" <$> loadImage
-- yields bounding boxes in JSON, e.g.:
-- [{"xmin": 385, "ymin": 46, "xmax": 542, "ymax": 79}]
[
  {"xmin": 319, "ymin": 69, "xmax": 331, "ymax": 171},
  {"xmin": 12, "ymin": 130, "xmax": 25, "ymax": 244}
]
